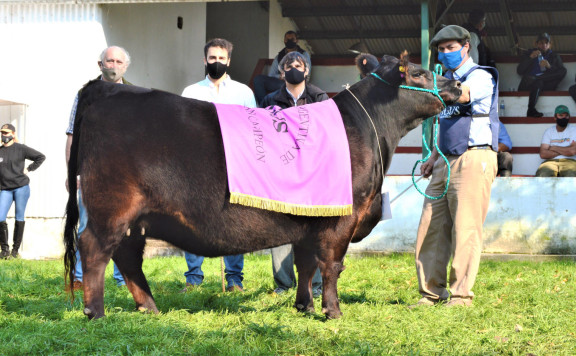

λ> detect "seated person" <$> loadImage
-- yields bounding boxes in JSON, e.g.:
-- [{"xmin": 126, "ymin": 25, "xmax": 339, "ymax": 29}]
[
  {"xmin": 253, "ymin": 31, "xmax": 311, "ymax": 106},
  {"xmin": 517, "ymin": 33, "xmax": 567, "ymax": 117},
  {"xmin": 355, "ymin": 53, "xmax": 379, "ymax": 79},
  {"xmin": 535, "ymin": 105, "xmax": 576, "ymax": 177},
  {"xmin": 259, "ymin": 51, "xmax": 328, "ymax": 297},
  {"xmin": 497, "ymin": 123, "xmax": 513, "ymax": 177}
]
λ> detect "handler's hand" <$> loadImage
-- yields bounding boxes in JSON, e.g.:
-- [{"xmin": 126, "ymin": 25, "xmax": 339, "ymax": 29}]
[
  {"xmin": 457, "ymin": 84, "xmax": 471, "ymax": 104},
  {"xmin": 420, "ymin": 159, "xmax": 435, "ymax": 178}
]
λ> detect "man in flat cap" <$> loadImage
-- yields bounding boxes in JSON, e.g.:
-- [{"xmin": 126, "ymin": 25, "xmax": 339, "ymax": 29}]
[
  {"xmin": 517, "ymin": 33, "xmax": 567, "ymax": 117},
  {"xmin": 411, "ymin": 25, "xmax": 499, "ymax": 308},
  {"xmin": 535, "ymin": 105, "xmax": 576, "ymax": 176}
]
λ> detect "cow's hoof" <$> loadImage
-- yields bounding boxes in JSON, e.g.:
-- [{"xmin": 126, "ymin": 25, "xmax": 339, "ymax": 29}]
[
  {"xmin": 295, "ymin": 303, "xmax": 315, "ymax": 313},
  {"xmin": 322, "ymin": 307, "xmax": 343, "ymax": 319},
  {"xmin": 83, "ymin": 307, "xmax": 104, "ymax": 319}
]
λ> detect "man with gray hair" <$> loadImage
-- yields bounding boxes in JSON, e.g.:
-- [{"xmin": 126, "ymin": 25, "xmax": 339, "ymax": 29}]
[{"xmin": 65, "ymin": 45, "xmax": 132, "ymax": 290}]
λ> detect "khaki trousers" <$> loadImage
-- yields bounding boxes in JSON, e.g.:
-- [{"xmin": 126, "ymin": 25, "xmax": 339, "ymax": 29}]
[
  {"xmin": 415, "ymin": 149, "xmax": 497, "ymax": 300},
  {"xmin": 535, "ymin": 158, "xmax": 576, "ymax": 177}
]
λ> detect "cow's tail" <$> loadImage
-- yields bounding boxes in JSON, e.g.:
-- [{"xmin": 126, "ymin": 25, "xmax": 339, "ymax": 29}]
[{"xmin": 63, "ymin": 80, "xmax": 96, "ymax": 299}]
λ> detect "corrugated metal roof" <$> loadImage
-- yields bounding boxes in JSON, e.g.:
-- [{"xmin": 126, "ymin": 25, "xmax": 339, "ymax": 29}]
[{"xmin": 279, "ymin": 0, "xmax": 576, "ymax": 58}]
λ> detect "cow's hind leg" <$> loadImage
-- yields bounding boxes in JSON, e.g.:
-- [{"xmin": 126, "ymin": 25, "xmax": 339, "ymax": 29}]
[
  {"xmin": 112, "ymin": 231, "xmax": 158, "ymax": 314},
  {"xmin": 80, "ymin": 226, "xmax": 111, "ymax": 319},
  {"xmin": 292, "ymin": 245, "xmax": 318, "ymax": 313}
]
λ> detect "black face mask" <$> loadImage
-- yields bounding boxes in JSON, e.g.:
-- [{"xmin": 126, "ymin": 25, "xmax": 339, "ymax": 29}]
[
  {"xmin": 284, "ymin": 68, "xmax": 306, "ymax": 85},
  {"xmin": 285, "ymin": 39, "xmax": 297, "ymax": 49},
  {"xmin": 206, "ymin": 61, "xmax": 228, "ymax": 80},
  {"xmin": 1, "ymin": 135, "xmax": 13, "ymax": 144},
  {"xmin": 556, "ymin": 118, "xmax": 569, "ymax": 128}
]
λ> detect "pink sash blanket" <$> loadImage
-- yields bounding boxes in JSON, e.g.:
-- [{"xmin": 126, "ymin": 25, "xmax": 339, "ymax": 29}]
[{"xmin": 215, "ymin": 99, "xmax": 353, "ymax": 216}]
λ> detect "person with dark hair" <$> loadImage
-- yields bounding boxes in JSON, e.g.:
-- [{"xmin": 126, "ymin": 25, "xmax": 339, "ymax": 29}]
[
  {"xmin": 517, "ymin": 33, "xmax": 567, "ymax": 117},
  {"xmin": 461, "ymin": 9, "xmax": 495, "ymax": 67},
  {"xmin": 181, "ymin": 38, "xmax": 256, "ymax": 293},
  {"xmin": 253, "ymin": 31, "xmax": 312, "ymax": 105},
  {"xmin": 412, "ymin": 25, "xmax": 499, "ymax": 308},
  {"xmin": 260, "ymin": 51, "xmax": 328, "ymax": 297},
  {"xmin": 354, "ymin": 53, "xmax": 379, "ymax": 79},
  {"xmin": 182, "ymin": 38, "xmax": 255, "ymax": 107},
  {"xmin": 0, "ymin": 124, "xmax": 45, "ymax": 259}
]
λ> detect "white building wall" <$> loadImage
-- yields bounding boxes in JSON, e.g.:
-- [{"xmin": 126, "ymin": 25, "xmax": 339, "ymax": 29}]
[
  {"xmin": 101, "ymin": 3, "xmax": 206, "ymax": 94},
  {"xmin": 0, "ymin": 2, "xmax": 207, "ymax": 258}
]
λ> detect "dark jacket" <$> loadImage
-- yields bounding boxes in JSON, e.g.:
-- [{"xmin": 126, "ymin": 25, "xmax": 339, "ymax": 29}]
[
  {"xmin": 517, "ymin": 48, "xmax": 566, "ymax": 81},
  {"xmin": 260, "ymin": 83, "xmax": 329, "ymax": 109}
]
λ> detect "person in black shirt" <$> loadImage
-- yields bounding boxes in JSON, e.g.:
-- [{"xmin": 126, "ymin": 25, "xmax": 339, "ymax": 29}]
[{"xmin": 0, "ymin": 123, "xmax": 45, "ymax": 258}]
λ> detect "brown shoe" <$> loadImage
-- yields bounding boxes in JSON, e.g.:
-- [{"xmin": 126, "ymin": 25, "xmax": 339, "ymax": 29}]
[
  {"xmin": 226, "ymin": 285, "xmax": 244, "ymax": 292},
  {"xmin": 408, "ymin": 297, "xmax": 441, "ymax": 309},
  {"xmin": 179, "ymin": 282, "xmax": 199, "ymax": 293},
  {"xmin": 445, "ymin": 298, "xmax": 473, "ymax": 307},
  {"xmin": 65, "ymin": 280, "xmax": 83, "ymax": 292}
]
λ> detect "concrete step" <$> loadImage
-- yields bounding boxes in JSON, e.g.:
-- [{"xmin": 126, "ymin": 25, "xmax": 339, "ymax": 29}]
[{"xmin": 498, "ymin": 93, "xmax": 576, "ymax": 117}]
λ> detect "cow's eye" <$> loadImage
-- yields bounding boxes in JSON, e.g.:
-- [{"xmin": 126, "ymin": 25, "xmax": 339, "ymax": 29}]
[{"xmin": 412, "ymin": 72, "xmax": 422, "ymax": 78}]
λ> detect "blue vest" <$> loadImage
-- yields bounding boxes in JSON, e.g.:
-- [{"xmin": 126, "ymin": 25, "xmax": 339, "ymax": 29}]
[{"xmin": 438, "ymin": 65, "xmax": 499, "ymax": 155}]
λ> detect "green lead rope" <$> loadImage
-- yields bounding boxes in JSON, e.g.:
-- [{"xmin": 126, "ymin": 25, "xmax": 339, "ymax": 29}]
[
  {"xmin": 370, "ymin": 64, "xmax": 451, "ymax": 200},
  {"xmin": 410, "ymin": 64, "xmax": 450, "ymax": 200}
]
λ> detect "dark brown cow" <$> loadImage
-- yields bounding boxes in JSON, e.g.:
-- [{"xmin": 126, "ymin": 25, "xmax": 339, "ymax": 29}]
[{"xmin": 64, "ymin": 55, "xmax": 461, "ymax": 319}]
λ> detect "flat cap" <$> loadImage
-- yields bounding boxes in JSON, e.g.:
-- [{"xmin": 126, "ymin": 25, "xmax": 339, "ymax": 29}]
[{"xmin": 430, "ymin": 25, "xmax": 471, "ymax": 47}]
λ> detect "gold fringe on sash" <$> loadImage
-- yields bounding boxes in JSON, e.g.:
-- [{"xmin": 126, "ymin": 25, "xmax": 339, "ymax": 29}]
[{"xmin": 230, "ymin": 192, "xmax": 353, "ymax": 217}]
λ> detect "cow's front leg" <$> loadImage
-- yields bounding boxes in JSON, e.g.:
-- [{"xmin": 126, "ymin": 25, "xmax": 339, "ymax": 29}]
[
  {"xmin": 293, "ymin": 245, "xmax": 317, "ymax": 313},
  {"xmin": 320, "ymin": 259, "xmax": 345, "ymax": 319},
  {"xmin": 79, "ymin": 227, "xmax": 109, "ymax": 319}
]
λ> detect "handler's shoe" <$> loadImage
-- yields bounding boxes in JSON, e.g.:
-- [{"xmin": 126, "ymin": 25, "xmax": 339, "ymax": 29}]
[
  {"xmin": 65, "ymin": 280, "xmax": 83, "ymax": 292},
  {"xmin": 273, "ymin": 288, "xmax": 288, "ymax": 295},
  {"xmin": 408, "ymin": 297, "xmax": 441, "ymax": 309},
  {"xmin": 179, "ymin": 283, "xmax": 199, "ymax": 294},
  {"xmin": 445, "ymin": 298, "xmax": 473, "ymax": 307},
  {"xmin": 226, "ymin": 285, "xmax": 244, "ymax": 293}
]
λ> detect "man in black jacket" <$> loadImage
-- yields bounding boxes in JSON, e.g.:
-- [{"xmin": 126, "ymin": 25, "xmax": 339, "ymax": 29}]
[
  {"xmin": 260, "ymin": 52, "xmax": 327, "ymax": 109},
  {"xmin": 260, "ymin": 51, "xmax": 328, "ymax": 296},
  {"xmin": 255, "ymin": 31, "xmax": 313, "ymax": 106},
  {"xmin": 517, "ymin": 33, "xmax": 567, "ymax": 117}
]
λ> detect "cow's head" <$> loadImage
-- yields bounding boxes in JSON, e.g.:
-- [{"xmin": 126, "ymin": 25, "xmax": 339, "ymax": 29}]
[{"xmin": 372, "ymin": 53, "xmax": 462, "ymax": 113}]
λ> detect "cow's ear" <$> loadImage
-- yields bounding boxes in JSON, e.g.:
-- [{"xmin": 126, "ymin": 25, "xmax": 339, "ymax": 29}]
[{"xmin": 375, "ymin": 55, "xmax": 403, "ymax": 86}]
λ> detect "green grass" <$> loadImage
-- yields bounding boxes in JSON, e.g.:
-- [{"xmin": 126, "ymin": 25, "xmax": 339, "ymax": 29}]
[{"xmin": 1, "ymin": 254, "xmax": 575, "ymax": 355}]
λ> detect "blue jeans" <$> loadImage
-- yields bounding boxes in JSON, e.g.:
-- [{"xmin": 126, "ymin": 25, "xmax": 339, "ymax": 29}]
[
  {"xmin": 271, "ymin": 244, "xmax": 322, "ymax": 292},
  {"xmin": 184, "ymin": 252, "xmax": 244, "ymax": 288},
  {"xmin": 74, "ymin": 191, "xmax": 125, "ymax": 286},
  {"xmin": 0, "ymin": 185, "xmax": 30, "ymax": 221}
]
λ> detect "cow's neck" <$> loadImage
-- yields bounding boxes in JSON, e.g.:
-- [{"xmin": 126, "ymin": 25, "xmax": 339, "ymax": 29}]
[{"xmin": 334, "ymin": 82, "xmax": 433, "ymax": 177}]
